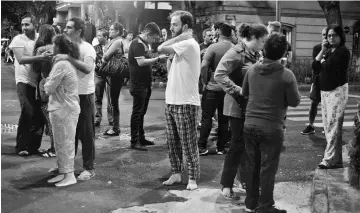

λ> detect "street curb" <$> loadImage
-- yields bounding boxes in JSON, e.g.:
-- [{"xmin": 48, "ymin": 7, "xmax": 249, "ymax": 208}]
[{"xmin": 310, "ymin": 145, "xmax": 360, "ymax": 213}]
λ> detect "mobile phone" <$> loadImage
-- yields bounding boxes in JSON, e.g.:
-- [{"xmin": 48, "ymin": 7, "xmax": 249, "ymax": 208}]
[{"xmin": 324, "ymin": 40, "xmax": 331, "ymax": 48}]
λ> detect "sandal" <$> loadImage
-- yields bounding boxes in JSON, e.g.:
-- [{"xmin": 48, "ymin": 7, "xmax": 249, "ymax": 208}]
[
  {"xmin": 103, "ymin": 129, "xmax": 120, "ymax": 136},
  {"xmin": 41, "ymin": 149, "xmax": 56, "ymax": 158},
  {"xmin": 77, "ymin": 170, "xmax": 95, "ymax": 181},
  {"xmin": 18, "ymin": 150, "xmax": 30, "ymax": 157}
]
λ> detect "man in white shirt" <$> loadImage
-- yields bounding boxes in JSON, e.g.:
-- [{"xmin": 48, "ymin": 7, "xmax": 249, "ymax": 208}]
[
  {"xmin": 58, "ymin": 17, "xmax": 97, "ymax": 180},
  {"xmin": 9, "ymin": 15, "xmax": 52, "ymax": 156},
  {"xmin": 158, "ymin": 10, "xmax": 201, "ymax": 190}
]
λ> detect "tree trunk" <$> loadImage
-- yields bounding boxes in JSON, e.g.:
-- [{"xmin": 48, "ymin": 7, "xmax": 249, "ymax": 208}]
[{"xmin": 318, "ymin": 1, "xmax": 343, "ymax": 27}]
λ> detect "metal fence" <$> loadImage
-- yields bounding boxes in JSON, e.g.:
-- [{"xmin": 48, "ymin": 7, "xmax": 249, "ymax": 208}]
[{"xmin": 292, "ymin": 57, "xmax": 360, "ymax": 84}]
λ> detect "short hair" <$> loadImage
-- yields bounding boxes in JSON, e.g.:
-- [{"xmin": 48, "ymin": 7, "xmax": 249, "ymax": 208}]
[
  {"xmin": 214, "ymin": 22, "xmax": 224, "ymax": 30},
  {"xmin": 219, "ymin": 23, "xmax": 232, "ymax": 37},
  {"xmin": 69, "ymin": 17, "xmax": 85, "ymax": 38},
  {"xmin": 268, "ymin": 21, "xmax": 281, "ymax": 33},
  {"xmin": 97, "ymin": 28, "xmax": 109, "ymax": 38},
  {"xmin": 263, "ymin": 32, "xmax": 288, "ymax": 61},
  {"xmin": 143, "ymin": 22, "xmax": 161, "ymax": 36},
  {"xmin": 240, "ymin": 23, "xmax": 268, "ymax": 41},
  {"xmin": 326, "ymin": 25, "xmax": 346, "ymax": 46},
  {"xmin": 202, "ymin": 28, "xmax": 212, "ymax": 37},
  {"xmin": 21, "ymin": 14, "xmax": 38, "ymax": 29},
  {"xmin": 170, "ymin": 10, "xmax": 193, "ymax": 29}
]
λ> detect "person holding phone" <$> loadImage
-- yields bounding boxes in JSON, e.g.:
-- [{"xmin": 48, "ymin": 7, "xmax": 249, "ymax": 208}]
[
  {"xmin": 313, "ymin": 25, "xmax": 350, "ymax": 169},
  {"xmin": 128, "ymin": 22, "xmax": 168, "ymax": 150}
]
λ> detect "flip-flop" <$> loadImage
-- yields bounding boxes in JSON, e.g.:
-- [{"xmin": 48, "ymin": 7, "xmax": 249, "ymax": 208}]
[{"xmin": 77, "ymin": 171, "xmax": 95, "ymax": 181}]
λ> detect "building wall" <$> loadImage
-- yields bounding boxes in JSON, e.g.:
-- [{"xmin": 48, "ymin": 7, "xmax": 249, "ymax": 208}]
[{"xmin": 195, "ymin": 1, "xmax": 360, "ymax": 59}]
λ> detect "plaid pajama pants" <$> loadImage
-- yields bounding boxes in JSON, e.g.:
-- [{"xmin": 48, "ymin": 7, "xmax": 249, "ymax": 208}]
[{"xmin": 165, "ymin": 104, "xmax": 200, "ymax": 180}]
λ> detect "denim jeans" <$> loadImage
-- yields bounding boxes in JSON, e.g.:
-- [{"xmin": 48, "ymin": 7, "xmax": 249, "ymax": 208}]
[
  {"xmin": 106, "ymin": 74, "xmax": 124, "ymax": 132},
  {"xmin": 94, "ymin": 75, "xmax": 113, "ymax": 124},
  {"xmin": 16, "ymin": 82, "xmax": 44, "ymax": 153},
  {"xmin": 130, "ymin": 87, "xmax": 151, "ymax": 144},
  {"xmin": 75, "ymin": 94, "xmax": 96, "ymax": 171},
  {"xmin": 220, "ymin": 117, "xmax": 248, "ymax": 188},
  {"xmin": 243, "ymin": 125, "xmax": 284, "ymax": 211},
  {"xmin": 198, "ymin": 90, "xmax": 228, "ymax": 151}
]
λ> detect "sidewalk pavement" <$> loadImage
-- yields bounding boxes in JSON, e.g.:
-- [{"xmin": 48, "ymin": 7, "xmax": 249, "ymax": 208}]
[
  {"xmin": 311, "ymin": 145, "xmax": 360, "ymax": 213},
  {"xmin": 111, "ymin": 182, "xmax": 312, "ymax": 213}
]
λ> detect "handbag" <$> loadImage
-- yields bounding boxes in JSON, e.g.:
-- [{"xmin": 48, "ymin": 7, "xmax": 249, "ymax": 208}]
[
  {"xmin": 97, "ymin": 39, "xmax": 129, "ymax": 78},
  {"xmin": 309, "ymin": 76, "xmax": 321, "ymax": 101}
]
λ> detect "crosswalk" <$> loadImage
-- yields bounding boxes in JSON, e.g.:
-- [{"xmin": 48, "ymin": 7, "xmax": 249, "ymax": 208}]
[{"xmin": 287, "ymin": 96, "xmax": 358, "ymax": 128}]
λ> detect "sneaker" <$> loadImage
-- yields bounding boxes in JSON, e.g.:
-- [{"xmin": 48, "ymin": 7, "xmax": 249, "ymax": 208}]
[
  {"xmin": 245, "ymin": 208, "xmax": 255, "ymax": 213},
  {"xmin": 197, "ymin": 123, "xmax": 202, "ymax": 130},
  {"xmin": 199, "ymin": 148, "xmax": 208, "ymax": 156},
  {"xmin": 220, "ymin": 188, "xmax": 240, "ymax": 200},
  {"xmin": 216, "ymin": 149, "xmax": 227, "ymax": 155},
  {"xmin": 258, "ymin": 206, "xmax": 287, "ymax": 213},
  {"xmin": 301, "ymin": 125, "xmax": 315, "ymax": 135}
]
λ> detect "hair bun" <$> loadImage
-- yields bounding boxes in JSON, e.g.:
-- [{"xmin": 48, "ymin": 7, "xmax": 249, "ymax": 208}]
[{"xmin": 240, "ymin": 24, "xmax": 251, "ymax": 38}]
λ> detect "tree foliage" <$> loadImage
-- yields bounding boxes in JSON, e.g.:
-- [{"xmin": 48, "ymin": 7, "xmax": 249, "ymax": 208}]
[
  {"xmin": 2, "ymin": 1, "xmax": 56, "ymax": 27},
  {"xmin": 318, "ymin": 1, "xmax": 343, "ymax": 27}
]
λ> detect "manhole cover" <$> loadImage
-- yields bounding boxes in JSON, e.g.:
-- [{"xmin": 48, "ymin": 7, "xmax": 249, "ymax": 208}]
[{"xmin": 1, "ymin": 124, "xmax": 18, "ymax": 133}]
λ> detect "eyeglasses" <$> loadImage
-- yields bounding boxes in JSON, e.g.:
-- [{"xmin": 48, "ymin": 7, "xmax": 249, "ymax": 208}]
[{"xmin": 327, "ymin": 34, "xmax": 338, "ymax": 38}]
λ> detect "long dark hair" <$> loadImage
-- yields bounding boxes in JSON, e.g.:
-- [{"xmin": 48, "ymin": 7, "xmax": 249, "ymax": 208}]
[
  {"xmin": 33, "ymin": 24, "xmax": 56, "ymax": 56},
  {"xmin": 52, "ymin": 34, "xmax": 80, "ymax": 59},
  {"xmin": 33, "ymin": 24, "xmax": 56, "ymax": 76},
  {"xmin": 326, "ymin": 25, "xmax": 346, "ymax": 46}
]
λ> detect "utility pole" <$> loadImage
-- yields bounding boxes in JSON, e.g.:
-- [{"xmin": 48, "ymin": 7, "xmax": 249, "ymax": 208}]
[{"xmin": 276, "ymin": 0, "xmax": 281, "ymax": 22}]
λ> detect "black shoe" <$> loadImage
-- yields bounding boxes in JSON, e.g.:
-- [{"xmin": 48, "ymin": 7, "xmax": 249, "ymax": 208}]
[
  {"xmin": 130, "ymin": 143, "xmax": 147, "ymax": 151},
  {"xmin": 216, "ymin": 149, "xmax": 227, "ymax": 155},
  {"xmin": 140, "ymin": 139, "xmax": 155, "ymax": 146},
  {"xmin": 199, "ymin": 148, "xmax": 208, "ymax": 156},
  {"xmin": 95, "ymin": 121, "xmax": 100, "ymax": 127},
  {"xmin": 257, "ymin": 206, "xmax": 287, "ymax": 213},
  {"xmin": 301, "ymin": 125, "xmax": 315, "ymax": 135}
]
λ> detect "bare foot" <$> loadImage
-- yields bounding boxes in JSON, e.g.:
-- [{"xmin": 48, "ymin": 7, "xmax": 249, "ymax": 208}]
[
  {"xmin": 55, "ymin": 172, "xmax": 77, "ymax": 187},
  {"xmin": 48, "ymin": 174, "xmax": 64, "ymax": 183},
  {"xmin": 186, "ymin": 179, "xmax": 198, "ymax": 190},
  {"xmin": 163, "ymin": 173, "xmax": 182, "ymax": 185}
]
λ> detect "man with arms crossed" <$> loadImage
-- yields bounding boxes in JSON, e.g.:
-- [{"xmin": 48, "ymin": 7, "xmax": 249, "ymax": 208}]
[
  {"xmin": 59, "ymin": 17, "xmax": 97, "ymax": 180},
  {"xmin": 158, "ymin": 10, "xmax": 201, "ymax": 190}
]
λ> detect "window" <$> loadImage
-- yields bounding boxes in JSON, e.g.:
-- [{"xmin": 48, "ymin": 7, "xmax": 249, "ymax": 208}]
[
  {"xmin": 158, "ymin": 2, "xmax": 172, "ymax": 10},
  {"xmin": 145, "ymin": 1, "xmax": 155, "ymax": 9}
]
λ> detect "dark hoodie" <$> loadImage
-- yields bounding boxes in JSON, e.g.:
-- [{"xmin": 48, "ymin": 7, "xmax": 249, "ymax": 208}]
[{"xmin": 242, "ymin": 59, "xmax": 301, "ymax": 129}]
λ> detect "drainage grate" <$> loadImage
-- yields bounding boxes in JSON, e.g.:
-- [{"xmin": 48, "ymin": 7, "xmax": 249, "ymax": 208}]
[{"xmin": 1, "ymin": 124, "xmax": 18, "ymax": 133}]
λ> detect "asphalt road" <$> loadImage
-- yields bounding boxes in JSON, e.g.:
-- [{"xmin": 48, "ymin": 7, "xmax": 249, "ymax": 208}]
[{"xmin": 1, "ymin": 60, "xmax": 358, "ymax": 213}]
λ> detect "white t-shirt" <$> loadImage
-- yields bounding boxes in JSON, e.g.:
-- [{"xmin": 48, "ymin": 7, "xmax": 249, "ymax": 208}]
[
  {"xmin": 77, "ymin": 40, "xmax": 96, "ymax": 95},
  {"xmin": 9, "ymin": 33, "xmax": 39, "ymax": 87},
  {"xmin": 165, "ymin": 38, "xmax": 201, "ymax": 106}
]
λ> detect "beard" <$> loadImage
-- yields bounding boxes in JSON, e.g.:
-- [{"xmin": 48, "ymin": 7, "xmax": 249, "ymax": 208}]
[{"xmin": 171, "ymin": 28, "xmax": 183, "ymax": 38}]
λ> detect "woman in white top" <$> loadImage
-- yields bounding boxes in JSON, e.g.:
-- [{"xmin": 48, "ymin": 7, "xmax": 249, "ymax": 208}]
[{"xmin": 44, "ymin": 34, "xmax": 80, "ymax": 187}]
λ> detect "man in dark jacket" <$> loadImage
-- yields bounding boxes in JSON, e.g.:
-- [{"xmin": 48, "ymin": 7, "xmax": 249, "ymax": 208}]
[{"xmin": 301, "ymin": 27, "xmax": 328, "ymax": 135}]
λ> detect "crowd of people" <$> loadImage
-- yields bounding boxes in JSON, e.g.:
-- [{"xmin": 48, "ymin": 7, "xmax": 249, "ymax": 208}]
[{"xmin": 8, "ymin": 9, "xmax": 350, "ymax": 213}]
